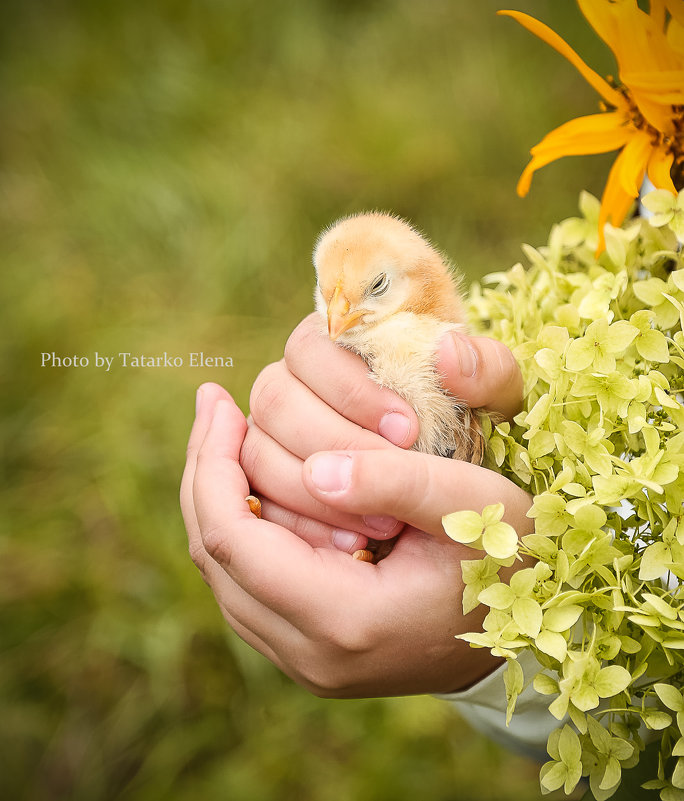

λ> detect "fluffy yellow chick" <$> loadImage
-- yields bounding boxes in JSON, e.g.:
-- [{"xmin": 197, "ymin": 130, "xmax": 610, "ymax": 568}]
[{"xmin": 313, "ymin": 211, "xmax": 484, "ymax": 464}]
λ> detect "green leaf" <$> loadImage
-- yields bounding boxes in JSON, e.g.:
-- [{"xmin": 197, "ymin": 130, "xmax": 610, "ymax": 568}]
[
  {"xmin": 525, "ymin": 392, "xmax": 553, "ymax": 428},
  {"xmin": 478, "ymin": 582, "xmax": 515, "ymax": 610},
  {"xmin": 594, "ymin": 665, "xmax": 631, "ymax": 698},
  {"xmin": 641, "ymin": 709, "xmax": 673, "ymax": 730},
  {"xmin": 481, "ymin": 503, "xmax": 504, "ymax": 526},
  {"xmin": 549, "ymin": 693, "xmax": 570, "ymax": 720},
  {"xmin": 513, "ymin": 597, "xmax": 543, "ymax": 638},
  {"xmin": 641, "ymin": 188, "xmax": 677, "ymax": 223},
  {"xmin": 571, "ymin": 684, "xmax": 600, "ymax": 712},
  {"xmin": 602, "ymin": 321, "xmax": 638, "ymax": 353},
  {"xmin": 536, "ymin": 629, "xmax": 568, "ymax": 661},
  {"xmin": 636, "ymin": 328, "xmax": 670, "ymax": 363},
  {"xmin": 510, "ymin": 568, "xmax": 537, "ymax": 597},
  {"xmin": 559, "ymin": 724, "xmax": 582, "ymax": 766},
  {"xmin": 573, "ymin": 504, "xmax": 608, "ymax": 531},
  {"xmin": 634, "ymin": 277, "xmax": 669, "ymax": 307},
  {"xmin": 543, "ymin": 604, "xmax": 584, "ymax": 633},
  {"xmin": 442, "ymin": 510, "xmax": 483, "ymax": 544},
  {"xmin": 605, "ymin": 227, "xmax": 627, "ymax": 269},
  {"xmin": 541, "ymin": 761, "xmax": 568, "ymax": 792},
  {"xmin": 504, "ymin": 658, "xmax": 524, "ymax": 725},
  {"xmin": 638, "ymin": 542, "xmax": 670, "ymax": 581},
  {"xmin": 482, "ymin": 521, "xmax": 519, "ymax": 560},
  {"xmin": 599, "ymin": 755, "xmax": 622, "ymax": 791},
  {"xmin": 534, "ymin": 672, "xmax": 559, "ymax": 695},
  {"xmin": 673, "ymin": 757, "xmax": 684, "ymax": 790},
  {"xmin": 587, "ymin": 715, "xmax": 611, "ymax": 751},
  {"xmin": 610, "ymin": 739, "xmax": 634, "ymax": 762},
  {"xmin": 566, "ymin": 337, "xmax": 596, "ymax": 372},
  {"xmin": 661, "ymin": 787, "xmax": 684, "ymax": 801},
  {"xmin": 642, "ymin": 594, "xmax": 678, "ymax": 621}
]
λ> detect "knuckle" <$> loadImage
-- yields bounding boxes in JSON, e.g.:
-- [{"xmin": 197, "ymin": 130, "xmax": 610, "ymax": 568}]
[
  {"xmin": 395, "ymin": 451, "xmax": 431, "ymax": 512},
  {"xmin": 284, "ymin": 315, "xmax": 320, "ymax": 367},
  {"xmin": 494, "ymin": 341, "xmax": 521, "ymax": 385},
  {"xmin": 287, "ymin": 615, "xmax": 380, "ymax": 698},
  {"xmin": 304, "ymin": 676, "xmax": 348, "ymax": 699},
  {"xmin": 249, "ymin": 362, "xmax": 287, "ymax": 422},
  {"xmin": 188, "ymin": 541, "xmax": 209, "ymax": 574},
  {"xmin": 194, "ymin": 448, "xmax": 215, "ymax": 479},
  {"xmin": 334, "ymin": 375, "xmax": 371, "ymax": 425},
  {"xmin": 239, "ymin": 428, "xmax": 265, "ymax": 485},
  {"xmin": 321, "ymin": 614, "xmax": 377, "ymax": 656},
  {"xmin": 185, "ymin": 440, "xmax": 198, "ymax": 462},
  {"xmin": 201, "ymin": 524, "xmax": 232, "ymax": 568},
  {"xmin": 296, "ymin": 657, "xmax": 353, "ymax": 698}
]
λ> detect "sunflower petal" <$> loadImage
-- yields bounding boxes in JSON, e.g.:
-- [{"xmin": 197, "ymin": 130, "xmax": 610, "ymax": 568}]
[
  {"xmin": 516, "ymin": 113, "xmax": 632, "ymax": 197},
  {"xmin": 623, "ymin": 69, "xmax": 684, "ymax": 100},
  {"xmin": 650, "ymin": 0, "xmax": 666, "ymax": 30},
  {"xmin": 498, "ymin": 10, "xmax": 625, "ymax": 108},
  {"xmin": 647, "ymin": 147, "xmax": 677, "ymax": 193},
  {"xmin": 597, "ymin": 150, "xmax": 640, "ymax": 253},
  {"xmin": 665, "ymin": 0, "xmax": 684, "ymax": 28},
  {"xmin": 668, "ymin": 16, "xmax": 684, "ymax": 55},
  {"xmin": 617, "ymin": 130, "xmax": 653, "ymax": 196},
  {"xmin": 631, "ymin": 89, "xmax": 680, "ymax": 132},
  {"xmin": 529, "ymin": 112, "xmax": 633, "ymax": 154}
]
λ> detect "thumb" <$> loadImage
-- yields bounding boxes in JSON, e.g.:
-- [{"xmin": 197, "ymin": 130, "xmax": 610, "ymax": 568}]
[
  {"xmin": 302, "ymin": 448, "xmax": 532, "ymax": 539},
  {"xmin": 437, "ymin": 333, "xmax": 523, "ymax": 421}
]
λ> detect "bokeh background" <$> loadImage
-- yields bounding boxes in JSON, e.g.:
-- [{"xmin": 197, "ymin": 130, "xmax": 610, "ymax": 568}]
[{"xmin": 2, "ymin": 1, "xmax": 617, "ymax": 798}]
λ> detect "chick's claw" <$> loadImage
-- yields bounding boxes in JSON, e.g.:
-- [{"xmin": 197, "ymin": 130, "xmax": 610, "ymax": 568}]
[
  {"xmin": 246, "ymin": 495, "xmax": 262, "ymax": 519},
  {"xmin": 352, "ymin": 549, "xmax": 375, "ymax": 563}
]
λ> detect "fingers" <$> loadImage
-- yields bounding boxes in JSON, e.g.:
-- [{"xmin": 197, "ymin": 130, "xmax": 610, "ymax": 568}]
[
  {"xmin": 191, "ymin": 396, "xmax": 372, "ymax": 631},
  {"xmin": 181, "ymin": 385, "xmax": 368, "ymax": 663},
  {"xmin": 302, "ymin": 448, "xmax": 533, "ymax": 539},
  {"xmin": 283, "ymin": 314, "xmax": 419, "ymax": 448},
  {"xmin": 259, "ymin": 498, "xmax": 369, "ymax": 554},
  {"xmin": 249, "ymin": 358, "xmax": 394, "ymax": 460},
  {"xmin": 241, "ymin": 423, "xmax": 402, "ymax": 540},
  {"xmin": 437, "ymin": 333, "xmax": 523, "ymax": 421},
  {"xmin": 181, "ymin": 382, "xmax": 236, "ymax": 566}
]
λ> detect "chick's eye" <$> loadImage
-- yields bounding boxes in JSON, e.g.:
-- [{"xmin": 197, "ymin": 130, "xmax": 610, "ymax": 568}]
[{"xmin": 369, "ymin": 273, "xmax": 389, "ymax": 297}]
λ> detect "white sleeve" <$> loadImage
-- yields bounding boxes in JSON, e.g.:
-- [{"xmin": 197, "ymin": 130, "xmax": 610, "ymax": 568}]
[{"xmin": 434, "ymin": 650, "xmax": 562, "ymax": 763}]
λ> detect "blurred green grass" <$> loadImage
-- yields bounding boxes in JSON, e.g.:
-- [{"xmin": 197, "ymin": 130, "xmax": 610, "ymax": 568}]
[{"xmin": 1, "ymin": 1, "xmax": 612, "ymax": 798}]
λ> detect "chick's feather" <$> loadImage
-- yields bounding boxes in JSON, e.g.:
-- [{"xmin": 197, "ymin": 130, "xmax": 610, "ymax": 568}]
[{"xmin": 313, "ymin": 212, "xmax": 483, "ymax": 463}]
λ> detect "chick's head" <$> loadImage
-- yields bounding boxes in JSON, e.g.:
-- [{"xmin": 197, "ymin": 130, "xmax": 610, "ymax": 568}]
[{"xmin": 313, "ymin": 212, "xmax": 463, "ymax": 345}]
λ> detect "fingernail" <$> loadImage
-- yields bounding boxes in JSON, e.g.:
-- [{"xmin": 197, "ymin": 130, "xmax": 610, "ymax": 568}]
[
  {"xmin": 196, "ymin": 387, "xmax": 204, "ymax": 414},
  {"xmin": 363, "ymin": 514, "xmax": 398, "ymax": 535},
  {"xmin": 309, "ymin": 453, "xmax": 353, "ymax": 493},
  {"xmin": 454, "ymin": 334, "xmax": 478, "ymax": 378},
  {"xmin": 332, "ymin": 529, "xmax": 366, "ymax": 552},
  {"xmin": 379, "ymin": 411, "xmax": 411, "ymax": 446}
]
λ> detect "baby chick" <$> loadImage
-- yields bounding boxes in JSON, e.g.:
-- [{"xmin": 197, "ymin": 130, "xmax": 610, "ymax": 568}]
[{"xmin": 313, "ymin": 211, "xmax": 485, "ymax": 466}]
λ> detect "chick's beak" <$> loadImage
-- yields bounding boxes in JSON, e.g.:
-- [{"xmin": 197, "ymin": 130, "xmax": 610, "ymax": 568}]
[{"xmin": 327, "ymin": 283, "xmax": 365, "ymax": 340}]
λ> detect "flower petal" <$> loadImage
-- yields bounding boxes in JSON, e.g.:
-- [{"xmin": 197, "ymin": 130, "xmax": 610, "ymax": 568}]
[
  {"xmin": 579, "ymin": 0, "xmax": 684, "ymax": 131},
  {"xmin": 617, "ymin": 130, "xmax": 654, "ymax": 196},
  {"xmin": 597, "ymin": 147, "xmax": 641, "ymax": 252},
  {"xmin": 647, "ymin": 147, "xmax": 677, "ymax": 193},
  {"xmin": 650, "ymin": 0, "xmax": 666, "ymax": 30},
  {"xmin": 624, "ymin": 69, "xmax": 684, "ymax": 97},
  {"xmin": 498, "ymin": 9, "xmax": 625, "ymax": 108},
  {"xmin": 516, "ymin": 112, "xmax": 632, "ymax": 197},
  {"xmin": 667, "ymin": 15, "xmax": 684, "ymax": 55},
  {"xmin": 581, "ymin": 0, "xmax": 682, "ymax": 73},
  {"xmin": 666, "ymin": 0, "xmax": 684, "ymax": 28}
]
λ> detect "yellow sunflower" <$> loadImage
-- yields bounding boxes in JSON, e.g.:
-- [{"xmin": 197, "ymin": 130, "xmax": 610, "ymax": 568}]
[{"xmin": 500, "ymin": 0, "xmax": 684, "ymax": 252}]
